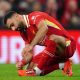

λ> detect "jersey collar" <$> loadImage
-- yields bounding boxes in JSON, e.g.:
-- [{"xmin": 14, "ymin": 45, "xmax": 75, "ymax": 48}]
[{"xmin": 23, "ymin": 15, "xmax": 30, "ymax": 28}]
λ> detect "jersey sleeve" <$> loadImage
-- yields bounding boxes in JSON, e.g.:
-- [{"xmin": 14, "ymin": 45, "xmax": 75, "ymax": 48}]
[{"xmin": 31, "ymin": 14, "xmax": 45, "ymax": 26}]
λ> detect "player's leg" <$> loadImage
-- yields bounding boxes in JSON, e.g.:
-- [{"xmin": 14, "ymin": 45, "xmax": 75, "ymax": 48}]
[
  {"xmin": 24, "ymin": 39, "xmax": 74, "ymax": 76},
  {"xmin": 34, "ymin": 35, "xmax": 66, "ymax": 75},
  {"xmin": 35, "ymin": 58, "xmax": 73, "ymax": 76},
  {"xmin": 18, "ymin": 57, "xmax": 64, "ymax": 76},
  {"xmin": 33, "ymin": 39, "xmax": 57, "ymax": 75},
  {"xmin": 40, "ymin": 64, "xmax": 59, "ymax": 76},
  {"xmin": 18, "ymin": 36, "xmax": 76, "ymax": 76},
  {"xmin": 18, "ymin": 61, "xmax": 67, "ymax": 76},
  {"xmin": 18, "ymin": 49, "xmax": 71, "ymax": 76},
  {"xmin": 65, "ymin": 39, "xmax": 76, "ymax": 58},
  {"xmin": 62, "ymin": 39, "xmax": 76, "ymax": 76}
]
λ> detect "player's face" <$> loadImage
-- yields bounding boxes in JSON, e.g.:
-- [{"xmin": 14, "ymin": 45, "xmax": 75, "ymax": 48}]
[{"xmin": 6, "ymin": 15, "xmax": 23, "ymax": 31}]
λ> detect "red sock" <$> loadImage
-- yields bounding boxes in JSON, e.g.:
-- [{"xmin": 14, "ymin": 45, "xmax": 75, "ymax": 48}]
[
  {"xmin": 41, "ymin": 64, "xmax": 59, "ymax": 75},
  {"xmin": 37, "ymin": 39, "xmax": 57, "ymax": 70}
]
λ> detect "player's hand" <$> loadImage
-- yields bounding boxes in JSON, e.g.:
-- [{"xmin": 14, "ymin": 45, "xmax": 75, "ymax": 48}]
[
  {"xmin": 16, "ymin": 61, "xmax": 23, "ymax": 70},
  {"xmin": 25, "ymin": 44, "xmax": 33, "ymax": 52},
  {"xmin": 22, "ymin": 44, "xmax": 33, "ymax": 57}
]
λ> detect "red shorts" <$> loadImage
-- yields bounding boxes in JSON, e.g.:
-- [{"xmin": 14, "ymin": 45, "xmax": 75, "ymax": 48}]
[{"xmin": 32, "ymin": 39, "xmax": 76, "ymax": 65}]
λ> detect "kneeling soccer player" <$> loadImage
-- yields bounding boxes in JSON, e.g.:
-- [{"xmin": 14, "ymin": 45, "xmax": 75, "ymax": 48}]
[{"xmin": 4, "ymin": 11, "xmax": 76, "ymax": 76}]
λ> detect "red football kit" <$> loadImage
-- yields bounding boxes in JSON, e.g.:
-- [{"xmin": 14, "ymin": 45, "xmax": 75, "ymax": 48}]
[
  {"xmin": 21, "ymin": 11, "xmax": 72, "ymax": 44},
  {"xmin": 20, "ymin": 11, "xmax": 76, "ymax": 72}
]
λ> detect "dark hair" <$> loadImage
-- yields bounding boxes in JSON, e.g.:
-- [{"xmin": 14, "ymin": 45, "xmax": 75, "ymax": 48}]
[{"xmin": 4, "ymin": 11, "xmax": 16, "ymax": 25}]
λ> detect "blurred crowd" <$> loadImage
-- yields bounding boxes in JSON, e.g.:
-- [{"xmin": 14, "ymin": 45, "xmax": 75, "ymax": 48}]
[{"xmin": 0, "ymin": 0, "xmax": 80, "ymax": 29}]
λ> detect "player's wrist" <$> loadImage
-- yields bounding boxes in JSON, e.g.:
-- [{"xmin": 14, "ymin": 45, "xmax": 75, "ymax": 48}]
[
  {"xmin": 21, "ymin": 59, "xmax": 27, "ymax": 66},
  {"xmin": 25, "ymin": 44, "xmax": 34, "ymax": 51},
  {"xmin": 30, "ymin": 44, "xmax": 34, "ymax": 49}
]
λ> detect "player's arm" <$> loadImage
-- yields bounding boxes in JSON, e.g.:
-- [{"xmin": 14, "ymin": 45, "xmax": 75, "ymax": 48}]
[
  {"xmin": 30, "ymin": 20, "xmax": 48, "ymax": 47},
  {"xmin": 17, "ymin": 20, "xmax": 48, "ymax": 69},
  {"xmin": 16, "ymin": 51, "xmax": 33, "ymax": 70},
  {"xmin": 23, "ymin": 20, "xmax": 48, "ymax": 53}
]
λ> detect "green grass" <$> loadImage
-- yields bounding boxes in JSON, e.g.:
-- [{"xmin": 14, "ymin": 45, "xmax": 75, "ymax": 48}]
[{"xmin": 0, "ymin": 64, "xmax": 80, "ymax": 80}]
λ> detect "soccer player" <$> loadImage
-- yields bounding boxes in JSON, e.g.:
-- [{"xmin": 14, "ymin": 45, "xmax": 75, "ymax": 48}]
[{"xmin": 4, "ymin": 11, "xmax": 76, "ymax": 76}]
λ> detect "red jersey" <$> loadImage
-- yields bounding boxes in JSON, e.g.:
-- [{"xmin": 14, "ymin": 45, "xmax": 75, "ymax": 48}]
[{"xmin": 20, "ymin": 11, "xmax": 72, "ymax": 44}]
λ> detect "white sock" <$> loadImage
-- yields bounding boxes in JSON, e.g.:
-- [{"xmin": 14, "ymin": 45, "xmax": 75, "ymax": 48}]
[
  {"xmin": 34, "ymin": 67, "xmax": 42, "ymax": 76},
  {"xmin": 59, "ymin": 63, "xmax": 64, "ymax": 70}
]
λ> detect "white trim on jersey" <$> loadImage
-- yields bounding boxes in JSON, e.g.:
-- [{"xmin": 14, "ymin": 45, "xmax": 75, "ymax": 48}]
[{"xmin": 23, "ymin": 15, "xmax": 30, "ymax": 28}]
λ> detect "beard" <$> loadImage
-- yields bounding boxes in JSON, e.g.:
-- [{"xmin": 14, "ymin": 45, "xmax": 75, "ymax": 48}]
[
  {"xmin": 16, "ymin": 22, "xmax": 28, "ymax": 37},
  {"xmin": 15, "ymin": 22, "xmax": 27, "ymax": 32}
]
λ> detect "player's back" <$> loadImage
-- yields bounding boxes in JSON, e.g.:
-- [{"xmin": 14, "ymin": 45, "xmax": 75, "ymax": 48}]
[{"xmin": 29, "ymin": 11, "xmax": 72, "ymax": 40}]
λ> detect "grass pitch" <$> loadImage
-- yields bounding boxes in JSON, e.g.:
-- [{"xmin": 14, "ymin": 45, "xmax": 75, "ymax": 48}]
[{"xmin": 0, "ymin": 64, "xmax": 80, "ymax": 80}]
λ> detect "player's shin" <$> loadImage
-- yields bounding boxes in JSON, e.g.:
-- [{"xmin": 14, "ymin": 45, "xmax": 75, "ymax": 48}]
[
  {"xmin": 34, "ymin": 39, "xmax": 57, "ymax": 75},
  {"xmin": 40, "ymin": 64, "xmax": 59, "ymax": 76}
]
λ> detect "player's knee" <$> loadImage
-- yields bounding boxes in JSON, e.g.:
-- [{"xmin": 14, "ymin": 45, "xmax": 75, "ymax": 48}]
[
  {"xmin": 67, "ymin": 41, "xmax": 76, "ymax": 58},
  {"xmin": 68, "ymin": 47, "xmax": 75, "ymax": 58},
  {"xmin": 49, "ymin": 35, "xmax": 58, "ymax": 43}
]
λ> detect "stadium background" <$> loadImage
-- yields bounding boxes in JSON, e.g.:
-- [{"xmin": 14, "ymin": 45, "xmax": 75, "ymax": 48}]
[{"xmin": 0, "ymin": 0, "xmax": 80, "ymax": 80}]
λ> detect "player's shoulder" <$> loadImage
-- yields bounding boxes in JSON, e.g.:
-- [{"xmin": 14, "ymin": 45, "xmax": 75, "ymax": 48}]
[
  {"xmin": 28, "ymin": 11, "xmax": 48, "ymax": 24},
  {"xmin": 29, "ymin": 11, "xmax": 48, "ymax": 17}
]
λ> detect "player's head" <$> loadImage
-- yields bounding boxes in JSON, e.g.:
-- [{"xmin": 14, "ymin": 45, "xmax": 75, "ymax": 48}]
[{"xmin": 4, "ymin": 11, "xmax": 24, "ymax": 31}]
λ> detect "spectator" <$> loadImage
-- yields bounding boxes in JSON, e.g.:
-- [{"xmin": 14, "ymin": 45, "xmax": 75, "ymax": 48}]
[
  {"xmin": 17, "ymin": 0, "xmax": 29, "ymax": 13},
  {"xmin": 0, "ymin": 0, "xmax": 79, "ymax": 29},
  {"xmin": 25, "ymin": 0, "xmax": 35, "ymax": 13},
  {"xmin": 7, "ymin": 0, "xmax": 16, "ymax": 3},
  {"xmin": 57, "ymin": 0, "xmax": 65, "ymax": 21},
  {"xmin": 45, "ymin": 0, "xmax": 58, "ymax": 19},
  {"xmin": 77, "ymin": 0, "xmax": 80, "ymax": 16},
  {"xmin": 61, "ymin": 0, "xmax": 78, "ymax": 29},
  {"xmin": 0, "ymin": 0, "xmax": 12, "ymax": 29},
  {"xmin": 37, "ymin": 0, "xmax": 46, "ymax": 11},
  {"xmin": 10, "ymin": 0, "xmax": 24, "ymax": 13},
  {"xmin": 32, "ymin": 1, "xmax": 42, "ymax": 11}
]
